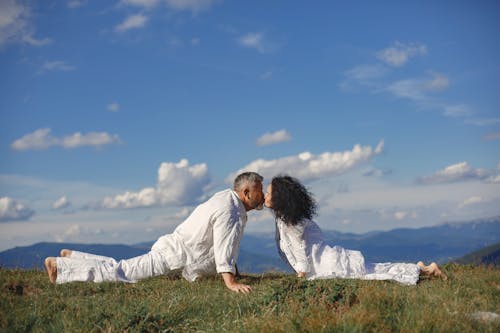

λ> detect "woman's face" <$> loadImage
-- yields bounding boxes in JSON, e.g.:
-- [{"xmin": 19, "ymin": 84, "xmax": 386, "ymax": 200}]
[{"xmin": 264, "ymin": 184, "xmax": 273, "ymax": 208}]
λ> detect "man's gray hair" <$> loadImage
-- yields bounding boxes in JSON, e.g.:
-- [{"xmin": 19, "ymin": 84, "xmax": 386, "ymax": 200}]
[{"xmin": 233, "ymin": 172, "xmax": 264, "ymax": 191}]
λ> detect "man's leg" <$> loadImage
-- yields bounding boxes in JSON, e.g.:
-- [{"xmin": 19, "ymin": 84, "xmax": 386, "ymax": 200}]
[
  {"xmin": 50, "ymin": 250, "xmax": 171, "ymax": 284},
  {"xmin": 60, "ymin": 250, "xmax": 116, "ymax": 262},
  {"xmin": 117, "ymin": 251, "xmax": 171, "ymax": 282}
]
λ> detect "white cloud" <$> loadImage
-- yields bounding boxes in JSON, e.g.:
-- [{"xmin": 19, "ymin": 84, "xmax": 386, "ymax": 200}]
[
  {"xmin": 120, "ymin": 0, "xmax": 217, "ymax": 13},
  {"xmin": 386, "ymin": 78, "xmax": 426, "ymax": 101},
  {"xmin": 313, "ymin": 166, "xmax": 500, "ymax": 232},
  {"xmin": 256, "ymin": 129, "xmax": 292, "ymax": 147},
  {"xmin": 443, "ymin": 104, "xmax": 474, "ymax": 118},
  {"xmin": 341, "ymin": 44, "xmax": 463, "ymax": 123},
  {"xmin": 22, "ymin": 34, "xmax": 51, "ymax": 46},
  {"xmin": 458, "ymin": 196, "xmax": 484, "ymax": 208},
  {"xmin": 173, "ymin": 207, "xmax": 191, "ymax": 219},
  {"xmin": 0, "ymin": 197, "xmax": 34, "ymax": 222},
  {"xmin": 376, "ymin": 41, "xmax": 427, "ymax": 67},
  {"xmin": 120, "ymin": 0, "xmax": 161, "ymax": 8},
  {"xmin": 489, "ymin": 175, "xmax": 500, "ymax": 184},
  {"xmin": 238, "ymin": 32, "xmax": 263, "ymax": 51},
  {"xmin": 392, "ymin": 211, "xmax": 417, "ymax": 220},
  {"xmin": 418, "ymin": 161, "xmax": 495, "ymax": 185},
  {"xmin": 67, "ymin": 0, "xmax": 87, "ymax": 8},
  {"xmin": 62, "ymin": 132, "xmax": 121, "ymax": 148},
  {"xmin": 165, "ymin": 0, "xmax": 218, "ymax": 13},
  {"xmin": 115, "ymin": 14, "xmax": 148, "ymax": 32},
  {"xmin": 54, "ymin": 224, "xmax": 81, "ymax": 242},
  {"xmin": 40, "ymin": 60, "xmax": 76, "ymax": 73},
  {"xmin": 238, "ymin": 32, "xmax": 276, "ymax": 54},
  {"xmin": 0, "ymin": 0, "xmax": 51, "ymax": 47},
  {"xmin": 424, "ymin": 72, "xmax": 449, "ymax": 91},
  {"xmin": 52, "ymin": 196, "xmax": 72, "ymax": 210},
  {"xmin": 11, "ymin": 128, "xmax": 122, "ymax": 151},
  {"xmin": 339, "ymin": 64, "xmax": 387, "ymax": 91},
  {"xmin": 362, "ymin": 168, "xmax": 392, "ymax": 178},
  {"xmin": 107, "ymin": 102, "xmax": 120, "ymax": 112},
  {"xmin": 101, "ymin": 159, "xmax": 211, "ymax": 208},
  {"xmin": 387, "ymin": 72, "xmax": 449, "ymax": 101},
  {"xmin": 345, "ymin": 64, "xmax": 387, "ymax": 83},
  {"xmin": 228, "ymin": 140, "xmax": 384, "ymax": 183},
  {"xmin": 464, "ymin": 118, "xmax": 500, "ymax": 126}
]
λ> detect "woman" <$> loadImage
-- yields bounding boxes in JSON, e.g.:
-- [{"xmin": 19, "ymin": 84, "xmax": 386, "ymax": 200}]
[{"xmin": 264, "ymin": 175, "xmax": 446, "ymax": 285}]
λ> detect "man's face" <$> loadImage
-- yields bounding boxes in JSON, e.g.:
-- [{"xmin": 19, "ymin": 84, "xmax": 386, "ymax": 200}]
[{"xmin": 247, "ymin": 181, "xmax": 265, "ymax": 211}]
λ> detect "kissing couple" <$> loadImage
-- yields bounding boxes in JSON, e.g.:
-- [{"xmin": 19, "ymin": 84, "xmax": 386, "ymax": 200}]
[{"xmin": 46, "ymin": 172, "xmax": 445, "ymax": 293}]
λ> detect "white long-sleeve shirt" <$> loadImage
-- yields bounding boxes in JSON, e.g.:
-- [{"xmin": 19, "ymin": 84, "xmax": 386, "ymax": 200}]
[{"xmin": 153, "ymin": 189, "xmax": 247, "ymax": 281}]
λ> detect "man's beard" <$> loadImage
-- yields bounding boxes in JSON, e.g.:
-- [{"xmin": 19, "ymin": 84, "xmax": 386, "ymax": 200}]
[{"xmin": 253, "ymin": 201, "xmax": 264, "ymax": 211}]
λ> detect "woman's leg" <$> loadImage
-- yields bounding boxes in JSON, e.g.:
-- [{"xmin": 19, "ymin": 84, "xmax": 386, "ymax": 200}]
[
  {"xmin": 417, "ymin": 261, "xmax": 447, "ymax": 280},
  {"xmin": 429, "ymin": 262, "xmax": 447, "ymax": 280},
  {"xmin": 60, "ymin": 249, "xmax": 72, "ymax": 257}
]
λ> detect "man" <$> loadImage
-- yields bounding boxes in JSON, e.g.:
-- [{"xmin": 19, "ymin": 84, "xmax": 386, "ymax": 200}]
[{"xmin": 45, "ymin": 172, "xmax": 264, "ymax": 293}]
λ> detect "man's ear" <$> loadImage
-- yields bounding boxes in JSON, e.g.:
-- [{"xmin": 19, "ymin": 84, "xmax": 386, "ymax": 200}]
[{"xmin": 243, "ymin": 188, "xmax": 250, "ymax": 198}]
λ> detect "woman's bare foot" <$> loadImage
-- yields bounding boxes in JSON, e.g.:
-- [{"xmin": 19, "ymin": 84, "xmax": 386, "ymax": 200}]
[
  {"xmin": 60, "ymin": 249, "xmax": 72, "ymax": 257},
  {"xmin": 418, "ymin": 261, "xmax": 434, "ymax": 276},
  {"xmin": 429, "ymin": 262, "xmax": 448, "ymax": 280},
  {"xmin": 44, "ymin": 257, "xmax": 57, "ymax": 283}
]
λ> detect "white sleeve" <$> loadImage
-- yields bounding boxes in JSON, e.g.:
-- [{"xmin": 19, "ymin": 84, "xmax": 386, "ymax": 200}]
[
  {"xmin": 212, "ymin": 211, "xmax": 242, "ymax": 275},
  {"xmin": 287, "ymin": 224, "xmax": 310, "ymax": 273}
]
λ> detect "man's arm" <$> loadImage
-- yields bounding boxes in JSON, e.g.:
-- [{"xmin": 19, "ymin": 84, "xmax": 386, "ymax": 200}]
[{"xmin": 221, "ymin": 272, "xmax": 252, "ymax": 294}]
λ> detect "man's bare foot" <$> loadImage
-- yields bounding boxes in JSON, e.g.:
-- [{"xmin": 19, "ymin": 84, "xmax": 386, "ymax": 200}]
[
  {"xmin": 44, "ymin": 257, "xmax": 57, "ymax": 283},
  {"xmin": 60, "ymin": 249, "xmax": 72, "ymax": 257}
]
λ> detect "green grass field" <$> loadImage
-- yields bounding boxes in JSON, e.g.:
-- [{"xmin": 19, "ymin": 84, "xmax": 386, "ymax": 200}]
[{"xmin": 1, "ymin": 264, "xmax": 499, "ymax": 332}]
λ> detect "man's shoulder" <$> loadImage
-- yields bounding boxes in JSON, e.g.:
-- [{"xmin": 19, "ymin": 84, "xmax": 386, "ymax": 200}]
[
  {"xmin": 208, "ymin": 189, "xmax": 243, "ymax": 213},
  {"xmin": 208, "ymin": 188, "xmax": 234, "ymax": 202}
]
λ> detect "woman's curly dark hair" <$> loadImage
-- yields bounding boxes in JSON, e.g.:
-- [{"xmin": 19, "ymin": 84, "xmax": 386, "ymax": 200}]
[{"xmin": 270, "ymin": 175, "xmax": 317, "ymax": 226}]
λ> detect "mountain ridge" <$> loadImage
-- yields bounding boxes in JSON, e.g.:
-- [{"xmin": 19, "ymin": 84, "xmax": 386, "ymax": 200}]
[{"xmin": 1, "ymin": 216, "xmax": 498, "ymax": 272}]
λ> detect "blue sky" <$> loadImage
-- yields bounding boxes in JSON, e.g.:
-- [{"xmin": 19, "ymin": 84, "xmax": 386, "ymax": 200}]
[{"xmin": 1, "ymin": 0, "xmax": 499, "ymax": 251}]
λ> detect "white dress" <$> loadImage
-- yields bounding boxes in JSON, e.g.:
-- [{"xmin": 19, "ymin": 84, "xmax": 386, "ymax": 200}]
[
  {"xmin": 56, "ymin": 189, "xmax": 247, "ymax": 284},
  {"xmin": 275, "ymin": 219, "xmax": 421, "ymax": 285}
]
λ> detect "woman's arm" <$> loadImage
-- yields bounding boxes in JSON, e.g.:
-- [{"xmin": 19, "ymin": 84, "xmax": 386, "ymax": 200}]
[{"xmin": 286, "ymin": 224, "xmax": 310, "ymax": 275}]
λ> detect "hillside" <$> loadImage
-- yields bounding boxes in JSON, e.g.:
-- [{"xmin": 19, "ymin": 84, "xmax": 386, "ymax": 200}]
[
  {"xmin": 1, "ymin": 265, "xmax": 499, "ymax": 332},
  {"xmin": 453, "ymin": 243, "xmax": 500, "ymax": 266}
]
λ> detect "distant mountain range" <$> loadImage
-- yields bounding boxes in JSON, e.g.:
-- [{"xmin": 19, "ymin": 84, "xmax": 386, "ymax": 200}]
[
  {"xmin": 1, "ymin": 216, "xmax": 499, "ymax": 273},
  {"xmin": 452, "ymin": 242, "xmax": 500, "ymax": 266}
]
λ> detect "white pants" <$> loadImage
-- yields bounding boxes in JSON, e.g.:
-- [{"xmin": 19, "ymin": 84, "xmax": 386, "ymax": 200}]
[
  {"xmin": 56, "ymin": 234, "xmax": 189, "ymax": 284},
  {"xmin": 363, "ymin": 262, "xmax": 421, "ymax": 285},
  {"xmin": 56, "ymin": 250, "xmax": 172, "ymax": 284}
]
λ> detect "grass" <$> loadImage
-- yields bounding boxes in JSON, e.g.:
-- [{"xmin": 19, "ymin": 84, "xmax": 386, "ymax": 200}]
[{"xmin": 1, "ymin": 264, "xmax": 499, "ymax": 332}]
